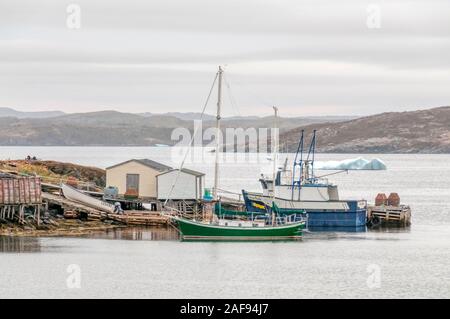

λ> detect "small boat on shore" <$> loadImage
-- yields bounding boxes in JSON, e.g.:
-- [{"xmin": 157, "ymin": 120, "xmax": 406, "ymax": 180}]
[{"xmin": 61, "ymin": 183, "xmax": 115, "ymax": 213}]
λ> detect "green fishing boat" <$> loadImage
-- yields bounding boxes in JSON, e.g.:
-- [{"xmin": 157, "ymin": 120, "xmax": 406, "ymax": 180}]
[
  {"xmin": 172, "ymin": 216, "xmax": 305, "ymax": 240},
  {"xmin": 166, "ymin": 66, "xmax": 306, "ymax": 241}
]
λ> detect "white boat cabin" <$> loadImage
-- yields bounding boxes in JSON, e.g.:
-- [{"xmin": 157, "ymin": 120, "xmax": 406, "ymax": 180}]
[{"xmin": 260, "ymin": 162, "xmax": 340, "ymax": 202}]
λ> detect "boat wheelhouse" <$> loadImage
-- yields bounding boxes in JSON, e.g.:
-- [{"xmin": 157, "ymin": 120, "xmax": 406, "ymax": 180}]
[{"xmin": 243, "ymin": 130, "xmax": 367, "ymax": 228}]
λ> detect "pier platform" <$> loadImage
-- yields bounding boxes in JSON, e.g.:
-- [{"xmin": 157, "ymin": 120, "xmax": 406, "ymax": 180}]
[
  {"xmin": 42, "ymin": 192, "xmax": 169, "ymax": 226},
  {"xmin": 367, "ymin": 205, "xmax": 411, "ymax": 226}
]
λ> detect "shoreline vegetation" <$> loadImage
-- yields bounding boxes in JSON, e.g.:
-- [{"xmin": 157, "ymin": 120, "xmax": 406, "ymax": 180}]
[{"xmin": 0, "ymin": 159, "xmax": 106, "ymax": 187}]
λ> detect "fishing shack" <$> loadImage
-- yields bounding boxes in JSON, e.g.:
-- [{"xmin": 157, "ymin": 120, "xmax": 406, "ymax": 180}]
[
  {"xmin": 156, "ymin": 168, "xmax": 205, "ymax": 200},
  {"xmin": 105, "ymin": 159, "xmax": 206, "ymax": 215},
  {"xmin": 105, "ymin": 159, "xmax": 172, "ymax": 199},
  {"xmin": 156, "ymin": 168, "xmax": 205, "ymax": 216},
  {"xmin": 0, "ymin": 174, "xmax": 43, "ymax": 225}
]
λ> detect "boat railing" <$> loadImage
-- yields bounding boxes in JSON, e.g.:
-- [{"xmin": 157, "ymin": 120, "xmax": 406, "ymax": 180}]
[
  {"xmin": 214, "ymin": 188, "xmax": 243, "ymax": 202},
  {"xmin": 275, "ymin": 214, "xmax": 303, "ymax": 225},
  {"xmin": 304, "ymin": 177, "xmax": 329, "ymax": 186}
]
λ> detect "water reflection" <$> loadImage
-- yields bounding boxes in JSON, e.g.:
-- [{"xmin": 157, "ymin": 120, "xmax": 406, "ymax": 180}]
[
  {"xmin": 0, "ymin": 225, "xmax": 412, "ymax": 251},
  {"xmin": 308, "ymin": 226, "xmax": 367, "ymax": 233},
  {"xmin": 367, "ymin": 225, "xmax": 411, "ymax": 234},
  {"xmin": 84, "ymin": 226, "xmax": 180, "ymax": 241},
  {"xmin": 0, "ymin": 236, "xmax": 41, "ymax": 253},
  {"xmin": 181, "ymin": 238, "xmax": 303, "ymax": 243},
  {"xmin": 307, "ymin": 225, "xmax": 412, "ymax": 234}
]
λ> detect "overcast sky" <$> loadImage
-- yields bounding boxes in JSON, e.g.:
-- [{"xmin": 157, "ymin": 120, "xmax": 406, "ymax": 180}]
[{"xmin": 1, "ymin": 0, "xmax": 449, "ymax": 116}]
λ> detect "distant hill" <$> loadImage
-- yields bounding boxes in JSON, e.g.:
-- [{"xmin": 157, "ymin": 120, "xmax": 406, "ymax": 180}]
[
  {"xmin": 0, "ymin": 107, "xmax": 65, "ymax": 119},
  {"xmin": 0, "ymin": 108, "xmax": 354, "ymax": 146},
  {"xmin": 280, "ymin": 106, "xmax": 450, "ymax": 153},
  {"xmin": 2, "ymin": 106, "xmax": 449, "ymax": 153},
  {"xmin": 139, "ymin": 112, "xmax": 217, "ymax": 121},
  {"xmin": 139, "ymin": 111, "xmax": 353, "ymax": 124}
]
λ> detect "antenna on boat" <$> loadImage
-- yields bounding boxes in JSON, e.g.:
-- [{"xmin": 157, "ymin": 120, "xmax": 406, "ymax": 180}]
[
  {"xmin": 292, "ymin": 130, "xmax": 304, "ymax": 200},
  {"xmin": 306, "ymin": 129, "xmax": 317, "ymax": 181},
  {"xmin": 213, "ymin": 66, "xmax": 224, "ymax": 200}
]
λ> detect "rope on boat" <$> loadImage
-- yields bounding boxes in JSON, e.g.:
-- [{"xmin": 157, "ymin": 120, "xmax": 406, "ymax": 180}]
[
  {"xmin": 223, "ymin": 72, "xmax": 241, "ymax": 117},
  {"xmin": 163, "ymin": 71, "xmax": 219, "ymax": 209}
]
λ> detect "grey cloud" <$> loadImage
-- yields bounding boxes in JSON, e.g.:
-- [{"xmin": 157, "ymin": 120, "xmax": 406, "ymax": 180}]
[{"xmin": 0, "ymin": 0, "xmax": 449, "ymax": 115}]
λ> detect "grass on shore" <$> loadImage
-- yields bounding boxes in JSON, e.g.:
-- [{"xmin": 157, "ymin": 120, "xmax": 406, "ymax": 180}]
[{"xmin": 0, "ymin": 159, "xmax": 106, "ymax": 188}]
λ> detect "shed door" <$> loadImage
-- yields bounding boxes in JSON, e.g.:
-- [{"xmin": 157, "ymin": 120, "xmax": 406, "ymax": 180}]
[{"xmin": 126, "ymin": 174, "xmax": 140, "ymax": 193}]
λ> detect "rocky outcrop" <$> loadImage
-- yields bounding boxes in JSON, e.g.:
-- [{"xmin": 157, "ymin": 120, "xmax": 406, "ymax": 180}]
[
  {"xmin": 0, "ymin": 160, "xmax": 106, "ymax": 187},
  {"xmin": 281, "ymin": 106, "xmax": 450, "ymax": 153}
]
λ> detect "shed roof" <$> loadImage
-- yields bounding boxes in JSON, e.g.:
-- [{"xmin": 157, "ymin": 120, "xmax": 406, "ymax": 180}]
[
  {"xmin": 156, "ymin": 168, "xmax": 205, "ymax": 177},
  {"xmin": 106, "ymin": 159, "xmax": 172, "ymax": 172}
]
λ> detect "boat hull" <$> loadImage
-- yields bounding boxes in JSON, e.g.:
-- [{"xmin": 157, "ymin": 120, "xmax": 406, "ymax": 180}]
[
  {"xmin": 173, "ymin": 217, "xmax": 305, "ymax": 240},
  {"xmin": 243, "ymin": 191, "xmax": 367, "ymax": 227},
  {"xmin": 61, "ymin": 183, "xmax": 115, "ymax": 213},
  {"xmin": 306, "ymin": 210, "xmax": 367, "ymax": 227}
]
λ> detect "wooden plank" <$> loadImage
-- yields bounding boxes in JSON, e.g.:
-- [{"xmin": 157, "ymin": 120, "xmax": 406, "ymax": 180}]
[
  {"xmin": 0, "ymin": 180, "xmax": 3, "ymax": 204},
  {"xmin": 14, "ymin": 179, "xmax": 19, "ymax": 204}
]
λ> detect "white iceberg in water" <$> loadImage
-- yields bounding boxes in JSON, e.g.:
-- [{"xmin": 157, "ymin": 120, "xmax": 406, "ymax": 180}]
[
  {"xmin": 363, "ymin": 158, "xmax": 387, "ymax": 170},
  {"xmin": 315, "ymin": 157, "xmax": 387, "ymax": 170}
]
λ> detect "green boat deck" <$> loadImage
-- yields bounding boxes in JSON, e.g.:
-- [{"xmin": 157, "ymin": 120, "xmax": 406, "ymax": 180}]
[{"xmin": 172, "ymin": 216, "xmax": 305, "ymax": 241}]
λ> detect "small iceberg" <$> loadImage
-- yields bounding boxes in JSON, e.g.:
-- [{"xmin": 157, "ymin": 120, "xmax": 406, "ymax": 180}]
[{"xmin": 315, "ymin": 157, "xmax": 387, "ymax": 170}]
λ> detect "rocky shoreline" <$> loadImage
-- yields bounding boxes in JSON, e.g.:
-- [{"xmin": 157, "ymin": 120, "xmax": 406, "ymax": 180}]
[
  {"xmin": 0, "ymin": 159, "xmax": 127, "ymax": 237},
  {"xmin": 0, "ymin": 215, "xmax": 126, "ymax": 237}
]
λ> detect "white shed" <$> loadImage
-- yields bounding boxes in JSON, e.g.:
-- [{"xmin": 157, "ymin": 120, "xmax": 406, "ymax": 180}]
[{"xmin": 156, "ymin": 168, "xmax": 205, "ymax": 200}]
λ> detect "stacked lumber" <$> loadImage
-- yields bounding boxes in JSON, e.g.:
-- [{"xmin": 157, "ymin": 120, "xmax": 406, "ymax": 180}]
[{"xmin": 109, "ymin": 211, "xmax": 169, "ymax": 226}]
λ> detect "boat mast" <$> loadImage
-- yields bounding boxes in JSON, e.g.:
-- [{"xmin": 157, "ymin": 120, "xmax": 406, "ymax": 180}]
[
  {"xmin": 272, "ymin": 106, "xmax": 279, "ymax": 193},
  {"xmin": 213, "ymin": 66, "xmax": 223, "ymax": 200},
  {"xmin": 272, "ymin": 106, "xmax": 278, "ymax": 225},
  {"xmin": 292, "ymin": 130, "xmax": 304, "ymax": 200}
]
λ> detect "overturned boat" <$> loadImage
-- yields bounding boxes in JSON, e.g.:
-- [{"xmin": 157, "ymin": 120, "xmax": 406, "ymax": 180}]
[{"xmin": 61, "ymin": 183, "xmax": 115, "ymax": 213}]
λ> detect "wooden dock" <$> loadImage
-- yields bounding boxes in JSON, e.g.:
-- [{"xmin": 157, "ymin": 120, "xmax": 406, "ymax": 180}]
[
  {"xmin": 42, "ymin": 192, "xmax": 169, "ymax": 226},
  {"xmin": 43, "ymin": 192, "xmax": 107, "ymax": 217},
  {"xmin": 110, "ymin": 211, "xmax": 169, "ymax": 226},
  {"xmin": 0, "ymin": 203, "xmax": 43, "ymax": 225},
  {"xmin": 367, "ymin": 205, "xmax": 411, "ymax": 226}
]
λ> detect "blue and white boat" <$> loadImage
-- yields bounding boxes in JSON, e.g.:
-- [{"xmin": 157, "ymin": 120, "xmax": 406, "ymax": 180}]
[{"xmin": 242, "ymin": 130, "xmax": 367, "ymax": 228}]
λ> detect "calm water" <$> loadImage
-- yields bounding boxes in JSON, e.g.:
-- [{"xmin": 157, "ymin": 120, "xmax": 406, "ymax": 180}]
[{"xmin": 1, "ymin": 147, "xmax": 449, "ymax": 298}]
